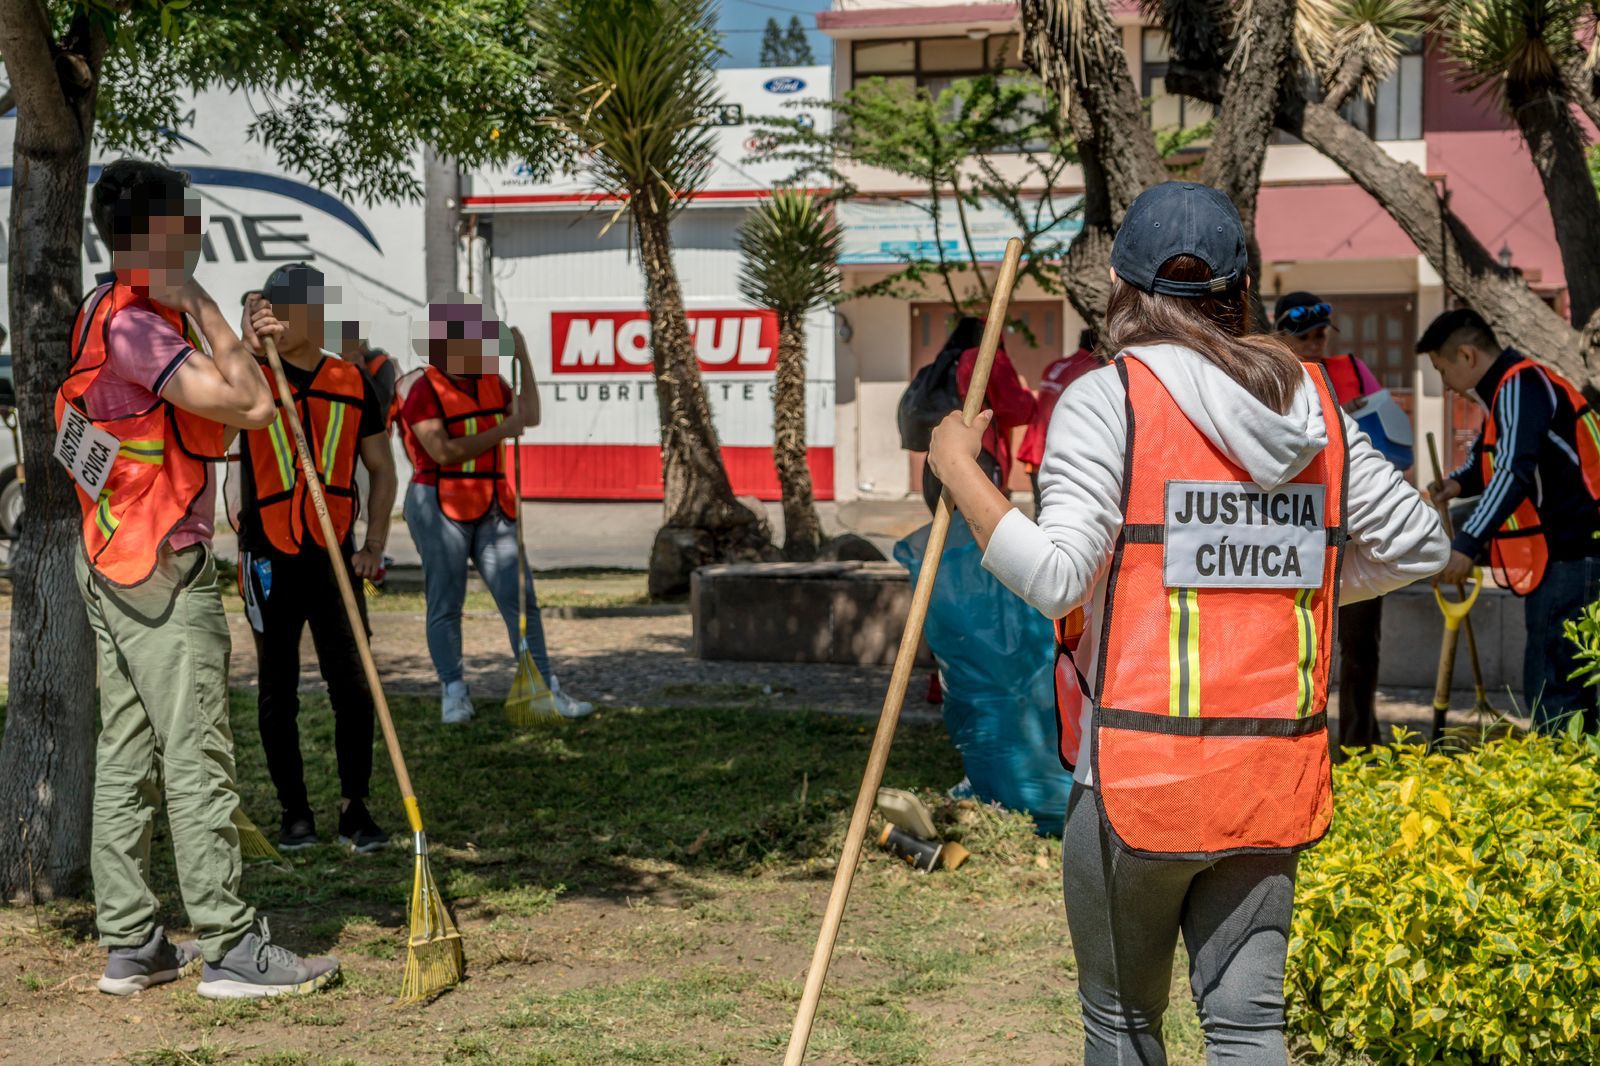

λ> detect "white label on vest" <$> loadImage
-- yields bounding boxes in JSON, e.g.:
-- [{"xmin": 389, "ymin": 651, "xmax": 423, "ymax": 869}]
[
  {"xmin": 54, "ymin": 405, "xmax": 121, "ymax": 500},
  {"xmin": 1163, "ymin": 480, "xmax": 1325, "ymax": 589}
]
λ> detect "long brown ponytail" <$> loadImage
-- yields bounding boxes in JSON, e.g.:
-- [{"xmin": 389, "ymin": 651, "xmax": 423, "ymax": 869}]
[{"xmin": 1103, "ymin": 255, "xmax": 1304, "ymax": 414}]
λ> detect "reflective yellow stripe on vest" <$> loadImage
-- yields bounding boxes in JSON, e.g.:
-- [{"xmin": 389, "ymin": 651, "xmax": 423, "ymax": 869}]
[
  {"xmin": 1294, "ymin": 588, "xmax": 1317, "ymax": 718},
  {"xmin": 95, "ymin": 491, "xmax": 119, "ymax": 539},
  {"xmin": 266, "ymin": 416, "xmax": 296, "ymax": 492},
  {"xmin": 319, "ymin": 400, "xmax": 345, "ymax": 481},
  {"xmin": 1167, "ymin": 587, "xmax": 1201, "ymax": 717},
  {"xmin": 117, "ymin": 438, "xmax": 164, "ymax": 465},
  {"xmin": 461, "ymin": 417, "xmax": 479, "ymax": 473}
]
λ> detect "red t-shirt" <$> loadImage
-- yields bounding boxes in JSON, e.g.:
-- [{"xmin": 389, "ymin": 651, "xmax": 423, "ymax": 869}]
[
  {"xmin": 398, "ymin": 372, "xmax": 512, "ymax": 486},
  {"xmin": 1017, "ymin": 347, "xmax": 1100, "ymax": 469},
  {"xmin": 956, "ymin": 346, "xmax": 1036, "ymax": 483}
]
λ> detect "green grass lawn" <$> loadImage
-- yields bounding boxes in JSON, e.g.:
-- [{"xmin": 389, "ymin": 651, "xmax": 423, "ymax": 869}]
[{"xmin": 1, "ymin": 693, "xmax": 1208, "ymax": 1064}]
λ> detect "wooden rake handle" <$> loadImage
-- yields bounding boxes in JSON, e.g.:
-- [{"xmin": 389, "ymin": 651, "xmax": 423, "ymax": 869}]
[
  {"xmin": 261, "ymin": 338, "xmax": 420, "ymax": 820},
  {"xmin": 782, "ymin": 237, "xmax": 1025, "ymax": 1066}
]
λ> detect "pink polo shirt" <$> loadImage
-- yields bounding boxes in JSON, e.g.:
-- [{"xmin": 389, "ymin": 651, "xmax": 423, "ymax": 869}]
[{"xmin": 78, "ymin": 283, "xmax": 213, "ymax": 551}]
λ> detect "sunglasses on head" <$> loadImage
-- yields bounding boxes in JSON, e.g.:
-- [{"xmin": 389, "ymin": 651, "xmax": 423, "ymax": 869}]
[{"xmin": 1279, "ymin": 302, "xmax": 1331, "ymax": 325}]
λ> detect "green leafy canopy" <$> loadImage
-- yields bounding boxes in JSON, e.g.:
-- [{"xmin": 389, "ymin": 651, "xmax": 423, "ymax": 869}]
[
  {"xmin": 750, "ymin": 72, "xmax": 1082, "ymax": 316},
  {"xmin": 83, "ymin": 0, "xmax": 555, "ymax": 205}
]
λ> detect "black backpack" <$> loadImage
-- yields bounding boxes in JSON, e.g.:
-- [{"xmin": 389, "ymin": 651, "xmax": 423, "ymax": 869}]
[{"xmin": 897, "ymin": 345, "xmax": 964, "ymax": 452}]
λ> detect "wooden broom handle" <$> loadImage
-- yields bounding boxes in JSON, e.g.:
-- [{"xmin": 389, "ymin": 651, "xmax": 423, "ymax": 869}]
[
  {"xmin": 261, "ymin": 337, "xmax": 417, "ymax": 808},
  {"xmin": 511, "ymin": 355, "xmax": 527, "ymax": 629},
  {"xmin": 783, "ymin": 238, "xmax": 1025, "ymax": 1066}
]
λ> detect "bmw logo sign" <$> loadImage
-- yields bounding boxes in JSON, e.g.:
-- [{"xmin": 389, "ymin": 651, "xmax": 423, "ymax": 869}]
[{"xmin": 763, "ymin": 77, "xmax": 806, "ymax": 94}]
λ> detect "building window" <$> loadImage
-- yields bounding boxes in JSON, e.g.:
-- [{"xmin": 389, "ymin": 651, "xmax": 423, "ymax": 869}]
[
  {"xmin": 1140, "ymin": 30, "xmax": 1214, "ymax": 143},
  {"xmin": 852, "ymin": 33, "xmax": 1025, "ymax": 94},
  {"xmin": 1340, "ymin": 37, "xmax": 1423, "ymax": 140},
  {"xmin": 1326, "ymin": 294, "xmax": 1417, "ymax": 392}
]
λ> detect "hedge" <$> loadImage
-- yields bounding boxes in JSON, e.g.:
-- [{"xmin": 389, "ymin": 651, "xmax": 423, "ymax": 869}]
[{"xmin": 1288, "ymin": 726, "xmax": 1600, "ymax": 1063}]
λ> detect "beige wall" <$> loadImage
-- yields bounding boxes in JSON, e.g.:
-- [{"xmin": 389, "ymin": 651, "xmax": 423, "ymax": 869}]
[{"xmin": 832, "ymin": 268, "xmax": 1082, "ymax": 500}]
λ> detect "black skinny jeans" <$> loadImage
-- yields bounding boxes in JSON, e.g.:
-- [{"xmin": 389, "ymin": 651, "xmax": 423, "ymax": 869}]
[{"xmin": 249, "ymin": 546, "xmax": 375, "ymax": 818}]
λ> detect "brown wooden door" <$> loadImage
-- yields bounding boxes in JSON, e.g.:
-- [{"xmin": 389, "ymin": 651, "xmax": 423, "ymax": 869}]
[
  {"xmin": 908, "ymin": 301, "xmax": 1064, "ymax": 494},
  {"xmin": 1327, "ymin": 293, "xmax": 1420, "ymax": 476}
]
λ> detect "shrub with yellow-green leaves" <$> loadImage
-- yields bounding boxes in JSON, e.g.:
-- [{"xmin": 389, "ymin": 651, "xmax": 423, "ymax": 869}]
[{"xmin": 1288, "ymin": 727, "xmax": 1600, "ymax": 1064}]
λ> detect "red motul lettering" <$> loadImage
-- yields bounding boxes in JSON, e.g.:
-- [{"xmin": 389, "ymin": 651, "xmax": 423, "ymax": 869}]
[{"xmin": 552, "ymin": 310, "xmax": 779, "ymax": 374}]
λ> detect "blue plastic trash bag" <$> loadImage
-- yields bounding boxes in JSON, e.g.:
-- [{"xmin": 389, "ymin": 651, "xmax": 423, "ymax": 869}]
[{"xmin": 894, "ymin": 520, "xmax": 1073, "ymax": 835}]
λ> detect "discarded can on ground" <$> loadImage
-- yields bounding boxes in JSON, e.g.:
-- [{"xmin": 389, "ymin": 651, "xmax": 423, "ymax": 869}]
[{"xmin": 879, "ymin": 825, "xmax": 942, "ymax": 872}]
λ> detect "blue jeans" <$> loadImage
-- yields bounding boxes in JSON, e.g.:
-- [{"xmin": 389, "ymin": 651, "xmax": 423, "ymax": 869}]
[
  {"xmin": 403, "ymin": 482, "xmax": 552, "ymax": 689},
  {"xmin": 1524, "ymin": 556, "xmax": 1600, "ymax": 734}
]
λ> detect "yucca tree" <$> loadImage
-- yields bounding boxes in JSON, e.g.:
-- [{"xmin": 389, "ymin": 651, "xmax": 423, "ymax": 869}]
[
  {"xmin": 531, "ymin": 0, "xmax": 773, "ymax": 594},
  {"xmin": 1442, "ymin": 0, "xmax": 1600, "ymax": 327},
  {"xmin": 737, "ymin": 190, "xmax": 842, "ymax": 561}
]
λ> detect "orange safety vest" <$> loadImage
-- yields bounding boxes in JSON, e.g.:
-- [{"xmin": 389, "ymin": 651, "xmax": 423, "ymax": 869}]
[
  {"xmin": 1323, "ymin": 353, "xmax": 1365, "ymax": 407},
  {"xmin": 1081, "ymin": 353, "xmax": 1347, "ymax": 860},
  {"xmin": 410, "ymin": 366, "xmax": 517, "ymax": 523},
  {"xmin": 1479, "ymin": 358, "xmax": 1600, "ymax": 596},
  {"xmin": 55, "ymin": 283, "xmax": 226, "ymax": 587},
  {"xmin": 240, "ymin": 354, "xmax": 366, "ymax": 554}
]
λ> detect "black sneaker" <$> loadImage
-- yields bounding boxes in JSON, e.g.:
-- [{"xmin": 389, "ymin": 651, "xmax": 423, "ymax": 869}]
[
  {"xmin": 337, "ymin": 799, "xmax": 388, "ymax": 854},
  {"xmin": 98, "ymin": 925, "xmax": 202, "ymax": 996},
  {"xmin": 278, "ymin": 811, "xmax": 318, "ymax": 851}
]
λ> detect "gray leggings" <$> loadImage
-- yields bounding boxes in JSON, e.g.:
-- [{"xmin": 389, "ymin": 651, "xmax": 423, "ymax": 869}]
[{"xmin": 1062, "ymin": 784, "xmax": 1297, "ymax": 1065}]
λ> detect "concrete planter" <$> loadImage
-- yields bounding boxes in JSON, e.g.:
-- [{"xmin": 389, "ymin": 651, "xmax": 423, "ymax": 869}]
[{"xmin": 694, "ymin": 563, "xmax": 1534, "ymax": 698}]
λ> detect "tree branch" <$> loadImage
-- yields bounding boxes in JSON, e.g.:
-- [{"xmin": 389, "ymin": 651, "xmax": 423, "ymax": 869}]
[
  {"xmin": 0, "ymin": 0, "xmax": 76, "ymax": 145},
  {"xmin": 1170, "ymin": 66, "xmax": 1585, "ymax": 382},
  {"xmin": 1199, "ymin": 0, "xmax": 1297, "ymax": 289},
  {"xmin": 1321, "ymin": 49, "xmax": 1365, "ymax": 114}
]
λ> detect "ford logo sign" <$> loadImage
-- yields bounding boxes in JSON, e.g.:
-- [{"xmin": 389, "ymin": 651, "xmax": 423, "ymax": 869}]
[{"xmin": 764, "ymin": 77, "xmax": 805, "ymax": 94}]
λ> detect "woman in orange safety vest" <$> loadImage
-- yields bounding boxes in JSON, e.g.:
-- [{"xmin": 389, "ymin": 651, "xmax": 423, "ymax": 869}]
[
  {"xmin": 397, "ymin": 296, "xmax": 593, "ymax": 724},
  {"xmin": 928, "ymin": 183, "xmax": 1450, "ymax": 1063}
]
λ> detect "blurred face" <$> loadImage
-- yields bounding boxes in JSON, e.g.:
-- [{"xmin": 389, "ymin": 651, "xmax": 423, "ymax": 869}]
[
  {"xmin": 115, "ymin": 206, "xmax": 202, "ymax": 293},
  {"xmin": 1428, "ymin": 342, "xmax": 1490, "ymax": 397},
  {"xmin": 443, "ymin": 336, "xmax": 497, "ymax": 377},
  {"xmin": 1284, "ymin": 325, "xmax": 1331, "ymax": 360},
  {"xmin": 273, "ymin": 301, "xmax": 324, "ymax": 355}
]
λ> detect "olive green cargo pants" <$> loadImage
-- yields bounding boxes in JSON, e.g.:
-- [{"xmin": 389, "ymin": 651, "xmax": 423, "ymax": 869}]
[{"xmin": 76, "ymin": 543, "xmax": 255, "ymax": 962}]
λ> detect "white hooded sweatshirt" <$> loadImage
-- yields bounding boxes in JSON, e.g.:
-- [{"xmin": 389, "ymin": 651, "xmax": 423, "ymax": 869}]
[{"xmin": 981, "ymin": 343, "xmax": 1451, "ymax": 786}]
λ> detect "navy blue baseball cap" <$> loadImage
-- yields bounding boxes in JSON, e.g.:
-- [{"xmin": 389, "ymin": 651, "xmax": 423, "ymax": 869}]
[{"xmin": 1110, "ymin": 182, "xmax": 1249, "ymax": 297}]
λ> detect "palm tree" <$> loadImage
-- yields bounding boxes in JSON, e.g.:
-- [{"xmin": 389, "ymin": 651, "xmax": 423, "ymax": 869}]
[
  {"xmin": 531, "ymin": 0, "xmax": 773, "ymax": 594},
  {"xmin": 737, "ymin": 190, "xmax": 842, "ymax": 561},
  {"xmin": 1442, "ymin": 0, "xmax": 1600, "ymax": 327}
]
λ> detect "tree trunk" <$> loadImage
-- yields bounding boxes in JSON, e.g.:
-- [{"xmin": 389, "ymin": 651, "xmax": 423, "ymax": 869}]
[
  {"xmin": 0, "ymin": 6, "xmax": 103, "ymax": 898},
  {"xmin": 771, "ymin": 312, "xmax": 823, "ymax": 561},
  {"xmin": 1199, "ymin": 0, "xmax": 1297, "ymax": 296},
  {"xmin": 1169, "ymin": 66, "xmax": 1587, "ymax": 386},
  {"xmin": 1019, "ymin": 0, "xmax": 1166, "ymax": 326},
  {"xmin": 632, "ymin": 198, "xmax": 774, "ymax": 596},
  {"xmin": 1503, "ymin": 80, "xmax": 1600, "ymax": 327}
]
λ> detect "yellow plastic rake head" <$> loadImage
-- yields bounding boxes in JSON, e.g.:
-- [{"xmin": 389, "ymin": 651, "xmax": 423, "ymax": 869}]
[
  {"xmin": 399, "ymin": 797, "xmax": 464, "ymax": 1002},
  {"xmin": 505, "ymin": 627, "xmax": 561, "ymax": 728},
  {"xmin": 1433, "ymin": 567, "xmax": 1483, "ymax": 632}
]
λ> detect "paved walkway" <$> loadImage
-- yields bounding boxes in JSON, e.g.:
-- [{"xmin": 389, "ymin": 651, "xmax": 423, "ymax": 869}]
[{"xmin": 206, "ymin": 497, "xmax": 964, "ymax": 572}]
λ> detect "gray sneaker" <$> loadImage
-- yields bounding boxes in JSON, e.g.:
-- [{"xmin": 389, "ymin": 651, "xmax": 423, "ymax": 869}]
[
  {"xmin": 197, "ymin": 917, "xmax": 339, "ymax": 1000},
  {"xmin": 98, "ymin": 925, "xmax": 201, "ymax": 996}
]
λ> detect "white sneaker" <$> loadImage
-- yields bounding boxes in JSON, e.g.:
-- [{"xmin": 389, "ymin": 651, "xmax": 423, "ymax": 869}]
[
  {"xmin": 550, "ymin": 677, "xmax": 595, "ymax": 719},
  {"xmin": 441, "ymin": 681, "xmax": 475, "ymax": 724}
]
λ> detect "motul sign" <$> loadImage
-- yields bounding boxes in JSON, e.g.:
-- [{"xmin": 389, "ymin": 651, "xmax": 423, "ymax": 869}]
[{"xmin": 551, "ymin": 310, "xmax": 779, "ymax": 374}]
